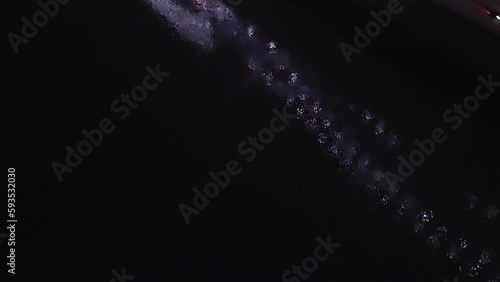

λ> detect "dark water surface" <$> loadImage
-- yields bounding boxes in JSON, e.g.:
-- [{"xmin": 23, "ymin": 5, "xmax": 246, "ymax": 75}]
[{"xmin": 4, "ymin": 0, "xmax": 500, "ymax": 281}]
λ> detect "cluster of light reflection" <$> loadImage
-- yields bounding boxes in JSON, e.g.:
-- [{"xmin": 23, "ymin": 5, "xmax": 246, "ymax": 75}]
[{"xmin": 145, "ymin": 0, "xmax": 499, "ymax": 280}]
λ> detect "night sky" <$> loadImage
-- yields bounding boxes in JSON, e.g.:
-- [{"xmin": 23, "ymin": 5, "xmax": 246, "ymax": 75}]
[{"xmin": 4, "ymin": 0, "xmax": 500, "ymax": 281}]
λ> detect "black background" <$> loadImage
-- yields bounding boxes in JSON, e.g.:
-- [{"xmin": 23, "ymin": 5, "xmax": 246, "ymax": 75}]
[{"xmin": 3, "ymin": 0, "xmax": 500, "ymax": 281}]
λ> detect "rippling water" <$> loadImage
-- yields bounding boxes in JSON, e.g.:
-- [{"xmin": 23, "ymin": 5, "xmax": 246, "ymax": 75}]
[{"xmin": 144, "ymin": 0, "xmax": 499, "ymax": 280}]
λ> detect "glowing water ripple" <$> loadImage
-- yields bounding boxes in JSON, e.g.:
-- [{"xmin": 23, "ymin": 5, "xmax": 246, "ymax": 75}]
[{"xmin": 145, "ymin": 0, "xmax": 499, "ymax": 279}]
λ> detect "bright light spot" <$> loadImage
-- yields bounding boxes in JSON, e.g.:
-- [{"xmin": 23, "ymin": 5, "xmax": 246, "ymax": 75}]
[
  {"xmin": 496, "ymin": 15, "xmax": 500, "ymax": 20},
  {"xmin": 247, "ymin": 25, "xmax": 255, "ymax": 37},
  {"xmin": 362, "ymin": 110, "xmax": 374, "ymax": 123},
  {"xmin": 375, "ymin": 121, "xmax": 385, "ymax": 135},
  {"xmin": 268, "ymin": 41, "xmax": 278, "ymax": 53}
]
